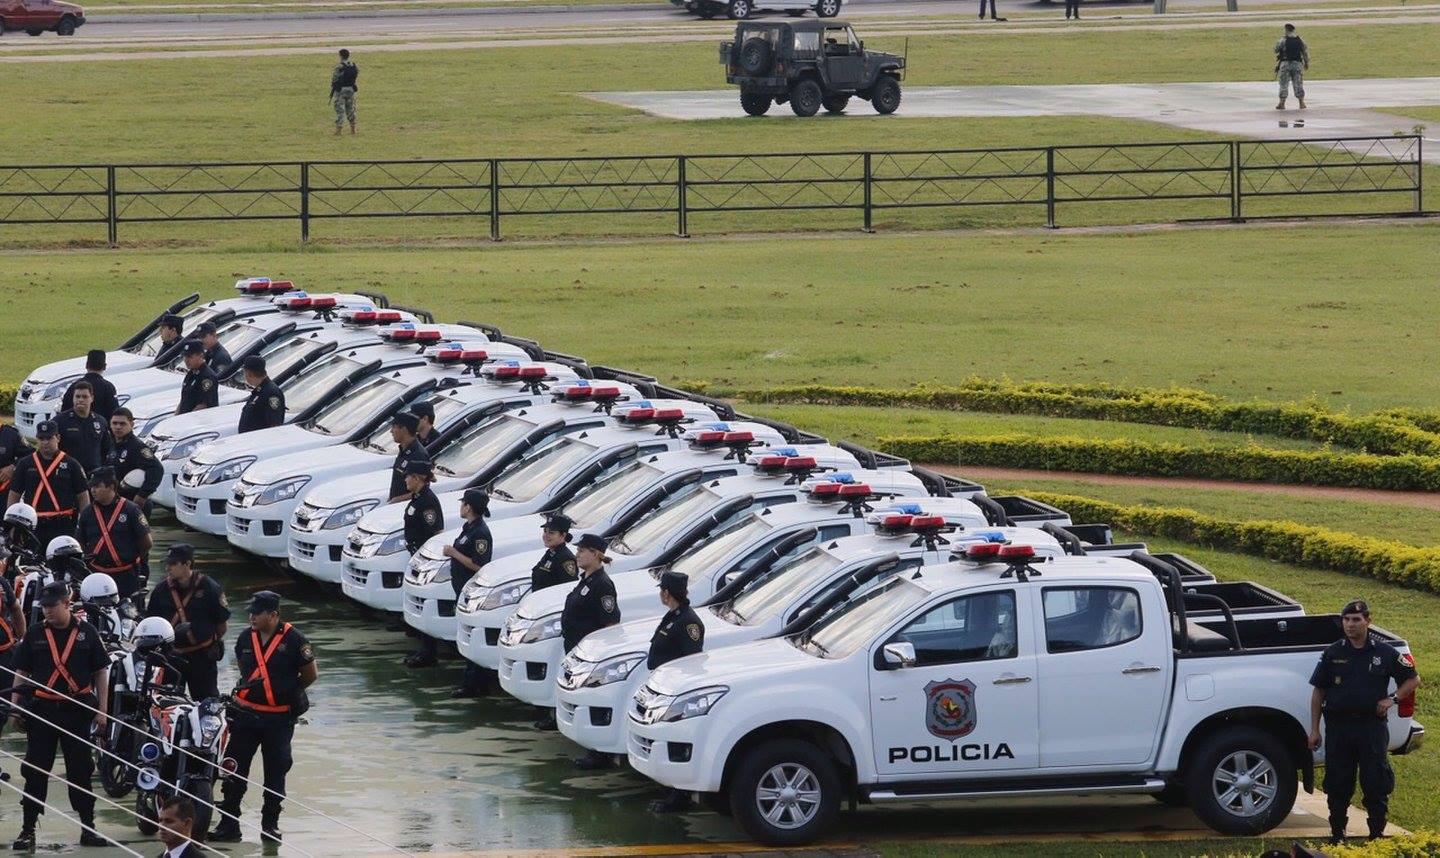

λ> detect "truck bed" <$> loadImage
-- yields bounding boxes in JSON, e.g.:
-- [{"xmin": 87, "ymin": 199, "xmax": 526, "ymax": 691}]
[
  {"xmin": 1183, "ymin": 581, "xmax": 1300, "ymax": 616},
  {"xmin": 1183, "ymin": 613, "xmax": 1406, "ymax": 654}
]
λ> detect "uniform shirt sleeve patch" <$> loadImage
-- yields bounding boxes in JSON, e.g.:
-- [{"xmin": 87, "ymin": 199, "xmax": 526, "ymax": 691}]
[
  {"xmin": 563, "ymin": 561, "xmax": 576, "ymax": 575},
  {"xmin": 269, "ymin": 397, "xmax": 281, "ymax": 409},
  {"xmin": 141, "ymin": 448, "xmax": 155, "ymax": 459},
  {"xmin": 423, "ymin": 509, "xmax": 437, "ymax": 525},
  {"xmin": 301, "ymin": 643, "xmax": 314, "ymax": 661},
  {"xmin": 475, "ymin": 539, "xmax": 488, "ymax": 553},
  {"xmin": 687, "ymin": 624, "xmax": 701, "ymax": 641},
  {"xmin": 601, "ymin": 595, "xmax": 616, "ymax": 613}
]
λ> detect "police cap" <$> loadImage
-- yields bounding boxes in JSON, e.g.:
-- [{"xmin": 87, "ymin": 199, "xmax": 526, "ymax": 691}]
[
  {"xmin": 575, "ymin": 533, "xmax": 608, "ymax": 553},
  {"xmin": 403, "ymin": 458, "xmax": 433, "ymax": 477},
  {"xmin": 34, "ymin": 420, "xmax": 58, "ymax": 440},
  {"xmin": 197, "ymin": 322, "xmax": 218, "ymax": 336},
  {"xmin": 462, "ymin": 488, "xmax": 489, "ymax": 515},
  {"xmin": 391, "ymin": 411, "xmax": 420, "ymax": 433},
  {"xmin": 86, "ymin": 349, "xmax": 107, "ymax": 370},
  {"xmin": 89, "ymin": 467, "xmax": 119, "ymax": 488},
  {"xmin": 409, "ymin": 402, "xmax": 435, "ymax": 423},
  {"xmin": 659, "ymin": 570, "xmax": 688, "ymax": 599},
  {"xmin": 248, "ymin": 590, "xmax": 281, "ymax": 615},
  {"xmin": 37, "ymin": 580, "xmax": 70, "ymax": 607},
  {"xmin": 543, "ymin": 513, "xmax": 573, "ymax": 535},
  {"xmin": 165, "ymin": 543, "xmax": 195, "ymax": 565},
  {"xmin": 160, "ymin": 314, "xmax": 185, "ymax": 331},
  {"xmin": 1341, "ymin": 599, "xmax": 1370, "ymax": 617},
  {"xmin": 242, "ymin": 355, "xmax": 266, "ymax": 374},
  {"xmin": 181, "ymin": 339, "xmax": 205, "ymax": 357}
]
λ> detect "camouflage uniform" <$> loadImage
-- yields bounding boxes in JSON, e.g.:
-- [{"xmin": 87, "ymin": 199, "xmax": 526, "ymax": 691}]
[
  {"xmin": 331, "ymin": 60, "xmax": 358, "ymax": 129},
  {"xmin": 1274, "ymin": 35, "xmax": 1309, "ymax": 102}
]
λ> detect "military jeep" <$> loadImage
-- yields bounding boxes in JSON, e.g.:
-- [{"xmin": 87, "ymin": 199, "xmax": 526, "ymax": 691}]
[{"xmin": 720, "ymin": 21, "xmax": 904, "ymax": 117}]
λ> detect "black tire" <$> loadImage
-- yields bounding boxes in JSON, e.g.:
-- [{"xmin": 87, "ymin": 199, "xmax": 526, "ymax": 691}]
[
  {"xmin": 1184, "ymin": 727, "xmax": 1297, "ymax": 836},
  {"xmin": 698, "ymin": 6, "xmax": 717, "ymax": 16},
  {"xmin": 740, "ymin": 90, "xmax": 772, "ymax": 117},
  {"xmin": 822, "ymin": 94, "xmax": 850, "ymax": 114},
  {"xmin": 99, "ymin": 738, "xmax": 136, "ymax": 799},
  {"xmin": 27, "ymin": 28, "xmax": 43, "ymax": 36},
  {"xmin": 727, "ymin": 0, "xmax": 751, "ymax": 18},
  {"xmin": 737, "ymin": 37, "xmax": 772, "ymax": 74},
  {"xmin": 789, "ymin": 79, "xmax": 822, "ymax": 117},
  {"xmin": 871, "ymin": 75, "xmax": 901, "ymax": 114},
  {"xmin": 181, "ymin": 777, "xmax": 215, "ymax": 843},
  {"xmin": 785, "ymin": 8, "xmax": 807, "ymax": 15},
  {"xmin": 1151, "ymin": 780, "xmax": 1189, "ymax": 807},
  {"xmin": 814, "ymin": 0, "xmax": 840, "ymax": 16},
  {"xmin": 55, "ymin": 15, "xmax": 75, "ymax": 35},
  {"xmin": 135, "ymin": 792, "xmax": 160, "ymax": 836},
  {"xmin": 727, "ymin": 739, "xmax": 841, "ymax": 846}
]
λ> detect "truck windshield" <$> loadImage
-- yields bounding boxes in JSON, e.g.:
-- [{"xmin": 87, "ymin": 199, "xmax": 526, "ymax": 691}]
[
  {"xmin": 794, "ymin": 577, "xmax": 928, "ymax": 659},
  {"xmin": 665, "ymin": 514, "xmax": 771, "ymax": 580},
  {"xmin": 721, "ymin": 547, "xmax": 840, "ymax": 626},
  {"xmin": 127, "ymin": 305, "xmax": 223, "ymax": 358},
  {"xmin": 301, "ymin": 375, "xmax": 405, "ymax": 437},
  {"xmin": 163, "ymin": 321, "xmax": 268, "ymax": 375},
  {"xmin": 430, "ymin": 414, "xmax": 537, "ymax": 478},
  {"xmin": 280, "ymin": 354, "xmax": 363, "ymax": 413},
  {"xmin": 489, "ymin": 437, "xmax": 598, "ymax": 503},
  {"xmin": 225, "ymin": 337, "xmax": 327, "ymax": 391},
  {"xmin": 558, "ymin": 460, "xmax": 666, "ymax": 530},
  {"xmin": 609, "ymin": 487, "xmax": 719, "ymax": 557}
]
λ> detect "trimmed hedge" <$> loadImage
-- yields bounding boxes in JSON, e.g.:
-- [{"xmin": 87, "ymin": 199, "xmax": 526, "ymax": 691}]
[
  {"xmin": 0, "ymin": 387, "xmax": 15, "ymax": 414},
  {"xmin": 734, "ymin": 380, "xmax": 1440, "ymax": 457},
  {"xmin": 1328, "ymin": 831, "xmax": 1440, "ymax": 857},
  {"xmin": 879, "ymin": 433, "xmax": 1440, "ymax": 492},
  {"xmin": 1017, "ymin": 491, "xmax": 1440, "ymax": 593}
]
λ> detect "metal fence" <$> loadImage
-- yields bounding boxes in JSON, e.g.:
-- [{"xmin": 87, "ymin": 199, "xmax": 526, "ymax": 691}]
[{"xmin": 0, "ymin": 135, "xmax": 1424, "ymax": 244}]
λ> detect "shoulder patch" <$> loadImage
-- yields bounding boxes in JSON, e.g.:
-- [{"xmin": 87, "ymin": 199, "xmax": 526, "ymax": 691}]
[
  {"xmin": 687, "ymin": 624, "xmax": 701, "ymax": 641},
  {"xmin": 563, "ymin": 560, "xmax": 576, "ymax": 575},
  {"xmin": 141, "ymin": 447, "xmax": 155, "ymax": 460},
  {"xmin": 301, "ymin": 643, "xmax": 314, "ymax": 660},
  {"xmin": 138, "ymin": 515, "xmax": 149, "ymax": 528},
  {"xmin": 423, "ymin": 509, "xmax": 437, "ymax": 525},
  {"xmin": 201, "ymin": 379, "xmax": 214, "ymax": 391},
  {"xmin": 601, "ymin": 595, "xmax": 616, "ymax": 613},
  {"xmin": 268, "ymin": 396, "xmax": 281, "ymax": 409}
]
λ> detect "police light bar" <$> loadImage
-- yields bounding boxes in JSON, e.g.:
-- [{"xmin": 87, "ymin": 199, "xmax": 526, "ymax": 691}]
[
  {"xmin": 266, "ymin": 280, "xmax": 295, "ymax": 293},
  {"xmin": 489, "ymin": 365, "xmax": 522, "ymax": 379},
  {"xmin": 278, "ymin": 295, "xmax": 313, "ymax": 310},
  {"xmin": 430, "ymin": 348, "xmax": 488, "ymax": 365},
  {"xmin": 836, "ymin": 483, "xmax": 872, "ymax": 497},
  {"xmin": 344, "ymin": 309, "xmax": 380, "ymax": 324},
  {"xmin": 806, "ymin": 482, "xmax": 843, "ymax": 498},
  {"xmin": 518, "ymin": 366, "xmax": 549, "ymax": 380},
  {"xmin": 413, "ymin": 330, "xmax": 443, "ymax": 343},
  {"xmin": 653, "ymin": 408, "xmax": 687, "ymax": 425},
  {"xmin": 910, "ymin": 514, "xmax": 947, "ymax": 530},
  {"xmin": 310, "ymin": 296, "xmax": 338, "ymax": 309},
  {"xmin": 234, "ymin": 277, "xmax": 272, "ymax": 293},
  {"xmin": 691, "ymin": 430, "xmax": 727, "ymax": 446},
  {"xmin": 753, "ymin": 455, "xmax": 788, "ymax": 473},
  {"xmin": 558, "ymin": 385, "xmax": 594, "ymax": 400},
  {"xmin": 965, "ymin": 542, "xmax": 1002, "ymax": 561},
  {"xmin": 384, "ymin": 328, "xmax": 418, "ymax": 341},
  {"xmin": 590, "ymin": 386, "xmax": 623, "ymax": 403},
  {"xmin": 616, "ymin": 407, "xmax": 656, "ymax": 425},
  {"xmin": 784, "ymin": 456, "xmax": 818, "ymax": 472},
  {"xmin": 877, "ymin": 513, "xmax": 913, "ymax": 532},
  {"xmin": 999, "ymin": 544, "xmax": 1035, "ymax": 561},
  {"xmin": 724, "ymin": 431, "xmax": 754, "ymax": 444}
]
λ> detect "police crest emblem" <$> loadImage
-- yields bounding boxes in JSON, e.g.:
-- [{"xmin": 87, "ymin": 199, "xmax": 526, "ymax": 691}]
[
  {"xmin": 924, "ymin": 679, "xmax": 977, "ymax": 740},
  {"xmin": 601, "ymin": 595, "xmax": 616, "ymax": 612}
]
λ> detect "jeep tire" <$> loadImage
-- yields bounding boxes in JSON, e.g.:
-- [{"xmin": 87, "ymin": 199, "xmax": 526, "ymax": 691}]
[
  {"xmin": 789, "ymin": 79, "xmax": 822, "ymax": 117},
  {"xmin": 1184, "ymin": 726, "xmax": 1297, "ymax": 836},
  {"xmin": 740, "ymin": 89, "xmax": 772, "ymax": 116},
  {"xmin": 871, "ymin": 75, "xmax": 901, "ymax": 114},
  {"xmin": 814, "ymin": 0, "xmax": 840, "ymax": 15},
  {"xmin": 822, "ymin": 94, "xmax": 850, "ymax": 114},
  {"xmin": 738, "ymin": 37, "xmax": 772, "ymax": 74},
  {"xmin": 727, "ymin": 0, "xmax": 751, "ymax": 18},
  {"xmin": 728, "ymin": 739, "xmax": 841, "ymax": 846}
]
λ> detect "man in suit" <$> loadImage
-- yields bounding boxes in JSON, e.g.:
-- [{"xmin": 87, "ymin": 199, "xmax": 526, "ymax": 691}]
[{"xmin": 156, "ymin": 796, "xmax": 203, "ymax": 858}]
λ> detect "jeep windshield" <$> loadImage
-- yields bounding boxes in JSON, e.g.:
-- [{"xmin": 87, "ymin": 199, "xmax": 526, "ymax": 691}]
[
  {"xmin": 300, "ymin": 375, "xmax": 406, "ymax": 438},
  {"xmin": 660, "ymin": 513, "xmax": 773, "ymax": 581},
  {"xmin": 608, "ymin": 485, "xmax": 721, "ymax": 557},
  {"xmin": 429, "ymin": 414, "xmax": 538, "ymax": 478},
  {"xmin": 488, "ymin": 436, "xmax": 599, "ymax": 503},
  {"xmin": 719, "ymin": 547, "xmax": 839, "ymax": 626},
  {"xmin": 127, "ymin": 305, "xmax": 226, "ymax": 358},
  {"xmin": 556, "ymin": 459, "xmax": 667, "ymax": 530},
  {"xmin": 793, "ymin": 576, "xmax": 927, "ymax": 659}
]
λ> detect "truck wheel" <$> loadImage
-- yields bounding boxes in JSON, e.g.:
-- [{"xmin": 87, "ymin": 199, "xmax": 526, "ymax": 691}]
[
  {"xmin": 814, "ymin": 0, "xmax": 840, "ymax": 15},
  {"xmin": 789, "ymin": 80, "xmax": 822, "ymax": 117},
  {"xmin": 728, "ymin": 739, "xmax": 840, "ymax": 846},
  {"xmin": 738, "ymin": 37, "xmax": 772, "ymax": 74},
  {"xmin": 740, "ymin": 90, "xmax": 772, "ymax": 116},
  {"xmin": 726, "ymin": 0, "xmax": 751, "ymax": 18},
  {"xmin": 821, "ymin": 94, "xmax": 850, "ymax": 114},
  {"xmin": 1184, "ymin": 727, "xmax": 1297, "ymax": 836},
  {"xmin": 871, "ymin": 76, "xmax": 901, "ymax": 114},
  {"xmin": 56, "ymin": 15, "xmax": 76, "ymax": 35}
]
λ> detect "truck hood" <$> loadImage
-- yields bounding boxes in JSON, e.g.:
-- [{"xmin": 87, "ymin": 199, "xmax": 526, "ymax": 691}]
[
  {"xmin": 242, "ymin": 443, "xmax": 380, "ymax": 485},
  {"xmin": 126, "ymin": 386, "xmax": 247, "ymax": 425},
  {"xmin": 191, "ymin": 424, "xmax": 315, "ymax": 466},
  {"xmin": 147, "ymin": 402, "xmax": 249, "ymax": 441},
  {"xmin": 25, "ymin": 351, "xmax": 148, "ymax": 388},
  {"xmin": 571, "ymin": 617, "xmax": 657, "ymax": 662},
  {"xmin": 102, "ymin": 366, "xmax": 184, "ymax": 395},
  {"xmin": 467, "ymin": 549, "xmax": 544, "ymax": 591},
  {"xmin": 416, "ymin": 513, "xmax": 546, "ymax": 569},
  {"xmin": 647, "ymin": 638, "xmax": 813, "ymax": 696},
  {"xmin": 299, "ymin": 470, "xmax": 394, "ymax": 509}
]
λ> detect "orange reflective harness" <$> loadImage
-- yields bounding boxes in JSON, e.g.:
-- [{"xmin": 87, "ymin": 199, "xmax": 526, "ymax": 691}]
[
  {"xmin": 0, "ymin": 589, "xmax": 15, "ymax": 653},
  {"xmin": 29, "ymin": 452, "xmax": 74, "ymax": 519},
  {"xmin": 36, "ymin": 624, "xmax": 91, "ymax": 701},
  {"xmin": 88, "ymin": 502, "xmax": 135, "ymax": 574},
  {"xmin": 170, "ymin": 575, "xmax": 215, "ymax": 654},
  {"xmin": 233, "ymin": 624, "xmax": 292, "ymax": 714}
]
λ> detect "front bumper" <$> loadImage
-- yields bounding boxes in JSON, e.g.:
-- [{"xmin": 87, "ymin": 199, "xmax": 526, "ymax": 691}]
[
  {"xmin": 174, "ymin": 481, "xmax": 234, "ymax": 535},
  {"xmin": 289, "ymin": 527, "xmax": 349, "ymax": 584},
  {"xmin": 498, "ymin": 638, "xmax": 563, "ymax": 707},
  {"xmin": 227, "ymin": 499, "xmax": 301, "ymax": 558},
  {"xmin": 153, "ymin": 464, "xmax": 180, "ymax": 508},
  {"xmin": 626, "ymin": 715, "xmax": 722, "ymax": 793},
  {"xmin": 456, "ymin": 604, "xmax": 518, "ymax": 669},
  {"xmin": 403, "ymin": 580, "xmax": 459, "ymax": 640},
  {"xmin": 13, "ymin": 400, "xmax": 55, "ymax": 441},
  {"xmin": 339, "ymin": 550, "xmax": 409, "ymax": 612},
  {"xmin": 556, "ymin": 677, "xmax": 639, "ymax": 755}
]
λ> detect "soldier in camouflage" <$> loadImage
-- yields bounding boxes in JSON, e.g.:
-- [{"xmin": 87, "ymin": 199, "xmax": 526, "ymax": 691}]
[
  {"xmin": 1274, "ymin": 24, "xmax": 1309, "ymax": 110},
  {"xmin": 330, "ymin": 49, "xmax": 359, "ymax": 135}
]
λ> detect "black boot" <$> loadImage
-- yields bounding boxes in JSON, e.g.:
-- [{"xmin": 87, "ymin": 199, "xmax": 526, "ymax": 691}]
[
  {"xmin": 532, "ymin": 708, "xmax": 556, "ymax": 731},
  {"xmin": 78, "ymin": 823, "xmax": 108, "ymax": 848},
  {"xmin": 11, "ymin": 821, "xmax": 35, "ymax": 851},
  {"xmin": 1369, "ymin": 818, "xmax": 1388, "ymax": 840},
  {"xmin": 261, "ymin": 807, "xmax": 282, "ymax": 844},
  {"xmin": 209, "ymin": 802, "xmax": 243, "ymax": 842},
  {"xmin": 573, "ymin": 749, "xmax": 614, "ymax": 771}
]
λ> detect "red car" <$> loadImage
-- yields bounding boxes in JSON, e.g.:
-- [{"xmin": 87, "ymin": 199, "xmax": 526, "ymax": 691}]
[{"xmin": 0, "ymin": 0, "xmax": 85, "ymax": 35}]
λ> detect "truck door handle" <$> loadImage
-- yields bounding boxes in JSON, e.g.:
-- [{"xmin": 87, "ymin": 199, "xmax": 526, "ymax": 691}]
[
  {"xmin": 878, "ymin": 695, "xmax": 897, "ymax": 702},
  {"xmin": 1122, "ymin": 666, "xmax": 1162, "ymax": 675},
  {"xmin": 992, "ymin": 676, "xmax": 1032, "ymax": 685}
]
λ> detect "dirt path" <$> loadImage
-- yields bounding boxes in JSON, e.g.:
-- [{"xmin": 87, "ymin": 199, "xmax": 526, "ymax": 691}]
[{"xmin": 932, "ymin": 464, "xmax": 1440, "ymax": 511}]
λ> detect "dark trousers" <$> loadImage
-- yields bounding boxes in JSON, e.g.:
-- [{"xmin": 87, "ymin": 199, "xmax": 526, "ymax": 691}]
[
  {"xmin": 178, "ymin": 651, "xmax": 221, "ymax": 700},
  {"xmin": 978, "ymin": 0, "xmax": 997, "ymax": 16},
  {"xmin": 19, "ymin": 699, "xmax": 96, "ymax": 823},
  {"xmin": 1324, "ymin": 716, "xmax": 1393, "ymax": 833},
  {"xmin": 221, "ymin": 713, "xmax": 295, "ymax": 819},
  {"xmin": 1065, "ymin": 0, "xmax": 1080, "ymax": 16},
  {"xmin": 35, "ymin": 515, "xmax": 76, "ymax": 558}
]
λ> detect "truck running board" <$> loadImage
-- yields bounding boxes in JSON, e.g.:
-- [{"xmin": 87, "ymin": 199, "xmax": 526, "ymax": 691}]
[{"xmin": 866, "ymin": 778, "xmax": 1166, "ymax": 803}]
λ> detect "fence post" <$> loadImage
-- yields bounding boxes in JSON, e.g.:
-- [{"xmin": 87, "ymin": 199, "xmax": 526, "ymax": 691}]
[
  {"xmin": 489, "ymin": 159, "xmax": 501, "ymax": 242},
  {"xmin": 1045, "ymin": 148, "xmax": 1056, "ymax": 229},
  {"xmin": 863, "ymin": 152, "xmax": 873, "ymax": 233},
  {"xmin": 106, "ymin": 166, "xmax": 117, "ymax": 247},
  {"xmin": 299, "ymin": 162, "xmax": 310, "ymax": 244},
  {"xmin": 1229, "ymin": 141, "xmax": 1241, "ymax": 222},
  {"xmin": 676, "ymin": 156, "xmax": 688, "ymax": 238},
  {"xmin": 1417, "ymin": 136, "xmax": 1424, "ymax": 215}
]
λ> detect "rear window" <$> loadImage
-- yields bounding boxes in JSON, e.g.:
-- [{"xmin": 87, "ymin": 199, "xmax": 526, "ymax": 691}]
[{"xmin": 794, "ymin": 31, "xmax": 819, "ymax": 51}]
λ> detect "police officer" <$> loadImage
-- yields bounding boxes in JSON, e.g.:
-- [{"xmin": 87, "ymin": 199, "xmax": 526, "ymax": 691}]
[
  {"xmin": 0, "ymin": 567, "xmax": 28, "ymax": 771},
  {"xmin": 8, "ymin": 420, "xmax": 89, "ymax": 550},
  {"xmin": 636, "ymin": 570, "xmax": 706, "ymax": 802},
  {"xmin": 211, "ymin": 591, "xmax": 317, "ymax": 845},
  {"xmin": 386, "ymin": 411, "xmax": 429, "ymax": 504},
  {"xmin": 331, "ymin": 48, "xmax": 359, "ymax": 136},
  {"xmin": 0, "ymin": 417, "xmax": 28, "ymax": 499},
  {"xmin": 1308, "ymin": 600, "xmax": 1421, "ymax": 843},
  {"xmin": 108, "ymin": 407, "xmax": 164, "ymax": 511},
  {"xmin": 444, "ymin": 488, "xmax": 492, "ymax": 697},
  {"xmin": 75, "ymin": 469, "xmax": 152, "ymax": 600},
  {"xmin": 8, "ymin": 581, "xmax": 110, "ymax": 849},
  {"xmin": 554, "ymin": 534, "xmax": 621, "ymax": 727},
  {"xmin": 531, "ymin": 514, "xmax": 577, "ymax": 593},
  {"xmin": 158, "ymin": 313, "xmax": 185, "ymax": 352},
  {"xmin": 409, "ymin": 401, "xmax": 439, "ymax": 451},
  {"xmin": 145, "ymin": 544, "xmax": 230, "ymax": 700},
  {"xmin": 1274, "ymin": 23, "xmax": 1310, "ymax": 110},
  {"xmin": 60, "ymin": 350, "xmax": 120, "ymax": 422},
  {"xmin": 196, "ymin": 322, "xmax": 232, "ymax": 375},
  {"xmin": 237, "ymin": 355, "xmax": 286, "ymax": 434},
  {"xmin": 401, "ymin": 460, "xmax": 445, "ymax": 668},
  {"xmin": 175, "ymin": 340, "xmax": 219, "ymax": 414},
  {"xmin": 55, "ymin": 381, "xmax": 113, "ymax": 475}
]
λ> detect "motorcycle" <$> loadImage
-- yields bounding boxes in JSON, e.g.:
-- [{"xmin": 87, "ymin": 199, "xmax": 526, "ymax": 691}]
[{"xmin": 131, "ymin": 673, "xmax": 231, "ymax": 842}]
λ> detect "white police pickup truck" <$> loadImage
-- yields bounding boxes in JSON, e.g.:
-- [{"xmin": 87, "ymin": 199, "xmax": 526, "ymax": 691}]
[{"xmin": 628, "ymin": 549, "xmax": 1424, "ymax": 845}]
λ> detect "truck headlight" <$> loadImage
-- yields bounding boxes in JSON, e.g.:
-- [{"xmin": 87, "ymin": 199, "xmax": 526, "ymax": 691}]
[
  {"xmin": 324, "ymin": 499, "xmax": 379, "ymax": 530},
  {"xmin": 584, "ymin": 652, "xmax": 646, "ymax": 688},
  {"xmin": 375, "ymin": 530, "xmax": 407, "ymax": 556},
  {"xmin": 165, "ymin": 432, "xmax": 219, "ymax": 461},
  {"xmin": 42, "ymin": 375, "xmax": 82, "ymax": 401},
  {"xmin": 661, "ymin": 686, "xmax": 728, "ymax": 722},
  {"xmin": 408, "ymin": 555, "xmax": 449, "ymax": 586},
  {"xmin": 521, "ymin": 613, "xmax": 563, "ymax": 644},
  {"xmin": 206, "ymin": 456, "xmax": 255, "ymax": 485},
  {"xmin": 479, "ymin": 579, "xmax": 531, "ymax": 612},
  {"xmin": 257, "ymin": 476, "xmax": 309, "ymax": 506}
]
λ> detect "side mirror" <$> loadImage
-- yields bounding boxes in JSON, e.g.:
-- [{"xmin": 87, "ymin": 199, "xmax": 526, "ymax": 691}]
[{"xmin": 881, "ymin": 641, "xmax": 916, "ymax": 669}]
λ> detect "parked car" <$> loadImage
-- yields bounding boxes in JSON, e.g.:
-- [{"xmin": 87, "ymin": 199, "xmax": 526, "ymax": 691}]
[
  {"xmin": 1, "ymin": 0, "xmax": 85, "ymax": 36},
  {"xmin": 721, "ymin": 21, "xmax": 904, "ymax": 117}
]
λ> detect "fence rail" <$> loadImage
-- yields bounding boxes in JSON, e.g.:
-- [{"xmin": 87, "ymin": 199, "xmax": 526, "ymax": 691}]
[{"xmin": 0, "ymin": 135, "xmax": 1423, "ymax": 244}]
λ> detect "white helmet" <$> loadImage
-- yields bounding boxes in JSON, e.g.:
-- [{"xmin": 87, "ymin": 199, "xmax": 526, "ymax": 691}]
[
  {"xmin": 80, "ymin": 573, "xmax": 120, "ymax": 606},
  {"xmin": 46, "ymin": 535, "xmax": 83, "ymax": 562},
  {"xmin": 122, "ymin": 469, "xmax": 147, "ymax": 491},
  {"xmin": 133, "ymin": 616, "xmax": 175, "ymax": 650},
  {"xmin": 4, "ymin": 503, "xmax": 37, "ymax": 532}
]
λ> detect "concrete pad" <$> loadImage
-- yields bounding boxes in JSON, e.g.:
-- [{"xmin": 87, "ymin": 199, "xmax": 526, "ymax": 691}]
[{"xmin": 587, "ymin": 77, "xmax": 1440, "ymax": 161}]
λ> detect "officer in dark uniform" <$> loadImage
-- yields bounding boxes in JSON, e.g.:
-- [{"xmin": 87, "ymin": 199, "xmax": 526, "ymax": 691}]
[
  {"xmin": 75, "ymin": 470, "xmax": 152, "ymax": 600},
  {"xmin": 531, "ymin": 514, "xmax": 578, "ymax": 593},
  {"xmin": 0, "ymin": 418, "xmax": 28, "ymax": 500},
  {"xmin": 158, "ymin": 313, "xmax": 186, "ymax": 353},
  {"xmin": 401, "ymin": 460, "xmax": 445, "ymax": 668},
  {"xmin": 55, "ymin": 381, "xmax": 113, "ymax": 475},
  {"xmin": 557, "ymin": 533, "xmax": 621, "ymax": 737},
  {"xmin": 8, "ymin": 420, "xmax": 90, "ymax": 551},
  {"xmin": 210, "ymin": 591, "xmax": 317, "ymax": 845},
  {"xmin": 636, "ymin": 570, "xmax": 707, "ymax": 802},
  {"xmin": 175, "ymin": 341, "xmax": 219, "ymax": 415},
  {"xmin": 1309, "ymin": 600, "xmax": 1421, "ymax": 843},
  {"xmin": 237, "ymin": 355, "xmax": 286, "ymax": 434},
  {"xmin": 0, "ymin": 570, "xmax": 28, "ymax": 769},
  {"xmin": 386, "ymin": 411, "xmax": 429, "ymax": 504},
  {"xmin": 59, "ymin": 350, "xmax": 120, "ymax": 422},
  {"xmin": 196, "ymin": 322, "xmax": 233, "ymax": 375},
  {"xmin": 107, "ymin": 407, "xmax": 164, "ymax": 511},
  {"xmin": 144, "ymin": 544, "xmax": 230, "ymax": 700},
  {"xmin": 8, "ymin": 581, "xmax": 110, "ymax": 849},
  {"xmin": 409, "ymin": 401, "xmax": 440, "ymax": 452},
  {"xmin": 444, "ymin": 488, "xmax": 492, "ymax": 697}
]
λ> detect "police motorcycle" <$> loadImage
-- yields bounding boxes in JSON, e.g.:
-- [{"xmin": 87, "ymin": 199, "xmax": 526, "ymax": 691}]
[
  {"xmin": 15, "ymin": 536, "xmax": 88, "ymax": 626},
  {"xmin": 1, "ymin": 503, "xmax": 45, "ymax": 596},
  {"xmin": 120, "ymin": 617, "xmax": 230, "ymax": 842}
]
